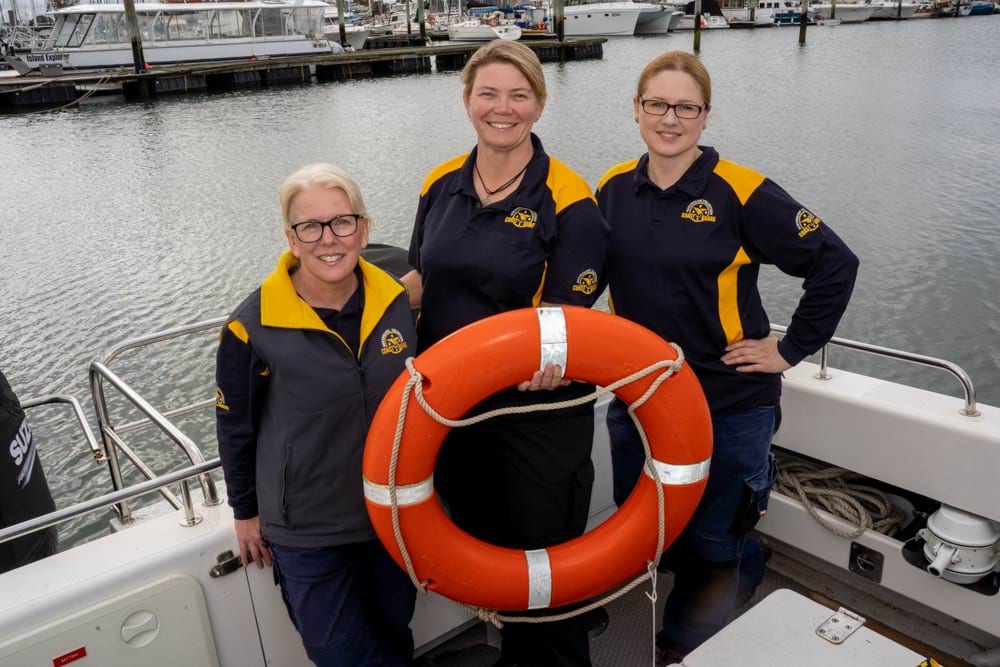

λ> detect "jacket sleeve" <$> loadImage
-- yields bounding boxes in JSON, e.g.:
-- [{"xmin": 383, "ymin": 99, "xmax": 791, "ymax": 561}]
[
  {"xmin": 215, "ymin": 322, "xmax": 269, "ymax": 520},
  {"xmin": 740, "ymin": 179, "xmax": 860, "ymax": 366},
  {"xmin": 541, "ymin": 196, "xmax": 610, "ymax": 306}
]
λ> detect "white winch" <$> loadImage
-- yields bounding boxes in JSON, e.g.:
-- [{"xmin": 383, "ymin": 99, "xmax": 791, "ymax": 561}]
[{"xmin": 917, "ymin": 505, "xmax": 1000, "ymax": 584}]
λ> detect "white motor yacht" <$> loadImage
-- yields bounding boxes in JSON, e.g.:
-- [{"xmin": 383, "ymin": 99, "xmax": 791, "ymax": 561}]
[
  {"xmin": 868, "ymin": 0, "xmax": 920, "ymax": 19},
  {"xmin": 560, "ymin": 1, "xmax": 643, "ymax": 36},
  {"xmin": 673, "ymin": 12, "xmax": 731, "ymax": 28},
  {"xmin": 17, "ymin": 1, "xmax": 335, "ymax": 71},
  {"xmin": 632, "ymin": 2, "xmax": 673, "ymax": 33},
  {"xmin": 447, "ymin": 18, "xmax": 522, "ymax": 41},
  {"xmin": 809, "ymin": 0, "xmax": 877, "ymax": 20},
  {"xmin": 322, "ymin": 8, "xmax": 369, "ymax": 50}
]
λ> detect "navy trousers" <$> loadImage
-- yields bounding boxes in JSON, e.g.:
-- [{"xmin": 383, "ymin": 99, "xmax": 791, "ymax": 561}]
[
  {"xmin": 270, "ymin": 540, "xmax": 416, "ymax": 667},
  {"xmin": 608, "ymin": 398, "xmax": 776, "ymax": 654}
]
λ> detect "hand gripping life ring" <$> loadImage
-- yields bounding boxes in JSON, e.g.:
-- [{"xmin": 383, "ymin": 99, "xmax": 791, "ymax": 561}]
[{"xmin": 362, "ymin": 306, "xmax": 712, "ymax": 611}]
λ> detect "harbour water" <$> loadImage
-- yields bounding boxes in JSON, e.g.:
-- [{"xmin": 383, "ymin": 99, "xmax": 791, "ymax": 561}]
[{"xmin": 1, "ymin": 17, "xmax": 999, "ymax": 547}]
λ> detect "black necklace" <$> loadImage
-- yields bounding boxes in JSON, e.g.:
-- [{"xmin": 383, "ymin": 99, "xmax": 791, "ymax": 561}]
[{"xmin": 474, "ymin": 160, "xmax": 530, "ymax": 201}]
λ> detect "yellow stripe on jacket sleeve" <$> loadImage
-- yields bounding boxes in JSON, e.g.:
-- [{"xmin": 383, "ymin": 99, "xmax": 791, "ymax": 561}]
[
  {"xmin": 713, "ymin": 158, "xmax": 766, "ymax": 205},
  {"xmin": 596, "ymin": 158, "xmax": 641, "ymax": 193},
  {"xmin": 420, "ymin": 153, "xmax": 469, "ymax": 197},
  {"xmin": 226, "ymin": 320, "xmax": 250, "ymax": 344},
  {"xmin": 546, "ymin": 156, "xmax": 597, "ymax": 214},
  {"xmin": 717, "ymin": 247, "xmax": 751, "ymax": 345}
]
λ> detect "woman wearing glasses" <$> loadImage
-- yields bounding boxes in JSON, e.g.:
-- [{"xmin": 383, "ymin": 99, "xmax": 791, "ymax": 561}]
[
  {"xmin": 401, "ymin": 40, "xmax": 608, "ymax": 666},
  {"xmin": 596, "ymin": 52, "xmax": 858, "ymax": 663},
  {"xmin": 215, "ymin": 164, "xmax": 416, "ymax": 666}
]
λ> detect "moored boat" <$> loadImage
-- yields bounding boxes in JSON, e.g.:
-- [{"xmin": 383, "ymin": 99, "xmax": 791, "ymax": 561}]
[
  {"xmin": 560, "ymin": 1, "xmax": 643, "ymax": 36},
  {"xmin": 16, "ymin": 0, "xmax": 335, "ymax": 72},
  {"xmin": 869, "ymin": 0, "xmax": 920, "ymax": 19}
]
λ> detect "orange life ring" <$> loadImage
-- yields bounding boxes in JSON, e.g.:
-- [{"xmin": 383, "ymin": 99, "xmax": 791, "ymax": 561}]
[{"xmin": 363, "ymin": 306, "xmax": 712, "ymax": 611}]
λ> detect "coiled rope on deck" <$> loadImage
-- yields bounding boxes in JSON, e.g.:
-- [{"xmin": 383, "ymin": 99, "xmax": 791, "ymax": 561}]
[
  {"xmin": 385, "ymin": 347, "xmax": 687, "ymax": 628},
  {"xmin": 773, "ymin": 459, "xmax": 905, "ymax": 539}
]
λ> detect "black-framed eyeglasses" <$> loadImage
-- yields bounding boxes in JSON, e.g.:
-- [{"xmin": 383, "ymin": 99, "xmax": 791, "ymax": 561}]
[
  {"xmin": 639, "ymin": 98, "xmax": 707, "ymax": 119},
  {"xmin": 289, "ymin": 214, "xmax": 364, "ymax": 243}
]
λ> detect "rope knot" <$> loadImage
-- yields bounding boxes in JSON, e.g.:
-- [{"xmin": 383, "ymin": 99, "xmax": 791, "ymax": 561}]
[{"xmin": 475, "ymin": 607, "xmax": 504, "ymax": 629}]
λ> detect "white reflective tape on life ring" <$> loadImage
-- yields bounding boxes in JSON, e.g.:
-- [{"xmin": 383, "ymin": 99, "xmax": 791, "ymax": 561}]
[
  {"xmin": 536, "ymin": 307, "xmax": 568, "ymax": 372},
  {"xmin": 525, "ymin": 548, "xmax": 552, "ymax": 609},
  {"xmin": 644, "ymin": 457, "xmax": 712, "ymax": 485},
  {"xmin": 363, "ymin": 476, "xmax": 434, "ymax": 506}
]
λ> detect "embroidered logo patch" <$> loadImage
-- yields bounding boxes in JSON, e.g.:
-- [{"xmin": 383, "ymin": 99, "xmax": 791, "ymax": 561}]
[
  {"xmin": 680, "ymin": 199, "xmax": 717, "ymax": 223},
  {"xmin": 380, "ymin": 328, "xmax": 408, "ymax": 355},
  {"xmin": 571, "ymin": 269, "xmax": 599, "ymax": 295},
  {"xmin": 795, "ymin": 208, "xmax": 822, "ymax": 237},
  {"xmin": 215, "ymin": 387, "xmax": 229, "ymax": 411},
  {"xmin": 504, "ymin": 207, "xmax": 538, "ymax": 229}
]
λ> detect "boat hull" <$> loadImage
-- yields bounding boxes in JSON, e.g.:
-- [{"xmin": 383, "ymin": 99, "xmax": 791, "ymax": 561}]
[
  {"xmin": 562, "ymin": 3, "xmax": 642, "ymax": 36},
  {"xmin": 24, "ymin": 38, "xmax": 333, "ymax": 71}
]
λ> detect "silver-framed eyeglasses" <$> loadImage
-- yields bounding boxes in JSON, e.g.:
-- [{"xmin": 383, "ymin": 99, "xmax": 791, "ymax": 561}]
[
  {"xmin": 290, "ymin": 214, "xmax": 364, "ymax": 243},
  {"xmin": 639, "ymin": 98, "xmax": 707, "ymax": 119}
]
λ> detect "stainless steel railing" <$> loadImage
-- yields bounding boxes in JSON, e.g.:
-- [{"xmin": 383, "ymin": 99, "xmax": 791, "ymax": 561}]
[
  {"xmin": 89, "ymin": 317, "xmax": 227, "ymax": 522},
  {"xmin": 771, "ymin": 325, "xmax": 979, "ymax": 417},
  {"xmin": 0, "ymin": 459, "xmax": 221, "ymax": 546}
]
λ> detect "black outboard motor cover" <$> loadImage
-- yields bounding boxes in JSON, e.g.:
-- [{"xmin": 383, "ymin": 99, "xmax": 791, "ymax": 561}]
[{"xmin": 0, "ymin": 370, "xmax": 58, "ymax": 574}]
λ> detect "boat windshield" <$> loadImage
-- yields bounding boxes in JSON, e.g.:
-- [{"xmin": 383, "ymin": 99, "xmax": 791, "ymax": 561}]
[{"xmin": 49, "ymin": 5, "xmax": 324, "ymax": 47}]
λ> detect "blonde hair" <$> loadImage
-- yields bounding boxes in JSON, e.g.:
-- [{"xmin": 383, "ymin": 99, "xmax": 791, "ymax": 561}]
[
  {"xmin": 460, "ymin": 40, "xmax": 547, "ymax": 107},
  {"xmin": 279, "ymin": 163, "xmax": 371, "ymax": 228},
  {"xmin": 637, "ymin": 51, "xmax": 712, "ymax": 109}
]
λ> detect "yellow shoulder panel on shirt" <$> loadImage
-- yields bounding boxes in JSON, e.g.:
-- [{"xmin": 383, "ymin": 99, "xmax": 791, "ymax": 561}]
[
  {"xmin": 713, "ymin": 159, "xmax": 765, "ymax": 205},
  {"xmin": 420, "ymin": 153, "xmax": 469, "ymax": 197},
  {"xmin": 597, "ymin": 159, "xmax": 641, "ymax": 192},
  {"xmin": 226, "ymin": 320, "xmax": 250, "ymax": 344},
  {"xmin": 546, "ymin": 156, "xmax": 597, "ymax": 214}
]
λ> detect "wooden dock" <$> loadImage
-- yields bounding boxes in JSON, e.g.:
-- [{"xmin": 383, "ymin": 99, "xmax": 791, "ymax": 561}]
[{"xmin": 0, "ymin": 38, "xmax": 605, "ymax": 112}]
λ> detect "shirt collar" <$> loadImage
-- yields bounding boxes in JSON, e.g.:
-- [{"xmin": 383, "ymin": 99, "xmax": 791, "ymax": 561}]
[
  {"xmin": 633, "ymin": 146, "xmax": 719, "ymax": 198},
  {"xmin": 455, "ymin": 133, "xmax": 548, "ymax": 200}
]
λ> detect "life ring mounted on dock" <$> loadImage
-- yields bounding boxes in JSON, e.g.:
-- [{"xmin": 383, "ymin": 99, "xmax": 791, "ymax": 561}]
[{"xmin": 362, "ymin": 306, "xmax": 713, "ymax": 611}]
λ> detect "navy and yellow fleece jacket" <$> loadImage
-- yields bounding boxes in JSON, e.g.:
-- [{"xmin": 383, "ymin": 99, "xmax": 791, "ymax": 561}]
[{"xmin": 215, "ymin": 253, "xmax": 415, "ymax": 548}]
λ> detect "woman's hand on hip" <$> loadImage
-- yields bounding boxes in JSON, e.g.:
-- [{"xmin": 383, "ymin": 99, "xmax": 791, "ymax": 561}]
[
  {"xmin": 234, "ymin": 516, "xmax": 272, "ymax": 568},
  {"xmin": 518, "ymin": 363, "xmax": 572, "ymax": 391},
  {"xmin": 722, "ymin": 335, "xmax": 792, "ymax": 374}
]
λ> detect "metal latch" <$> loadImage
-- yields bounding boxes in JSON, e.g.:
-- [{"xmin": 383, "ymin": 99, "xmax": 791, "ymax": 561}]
[
  {"xmin": 815, "ymin": 607, "xmax": 865, "ymax": 644},
  {"xmin": 210, "ymin": 550, "xmax": 244, "ymax": 578}
]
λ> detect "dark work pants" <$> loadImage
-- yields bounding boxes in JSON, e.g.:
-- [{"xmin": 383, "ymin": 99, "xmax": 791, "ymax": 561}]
[
  {"xmin": 608, "ymin": 398, "xmax": 775, "ymax": 654},
  {"xmin": 270, "ymin": 540, "xmax": 416, "ymax": 667},
  {"xmin": 436, "ymin": 407, "xmax": 596, "ymax": 667}
]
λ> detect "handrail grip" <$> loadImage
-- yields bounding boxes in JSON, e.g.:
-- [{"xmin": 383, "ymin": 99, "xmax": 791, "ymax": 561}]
[
  {"xmin": 21, "ymin": 394, "xmax": 103, "ymax": 461},
  {"xmin": 0, "ymin": 459, "xmax": 221, "ymax": 546},
  {"xmin": 771, "ymin": 324, "xmax": 979, "ymax": 416},
  {"xmin": 89, "ymin": 361, "xmax": 221, "ymax": 506}
]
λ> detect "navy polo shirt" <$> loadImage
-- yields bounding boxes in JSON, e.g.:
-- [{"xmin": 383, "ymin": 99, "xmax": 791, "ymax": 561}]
[
  {"xmin": 409, "ymin": 134, "xmax": 608, "ymax": 408},
  {"xmin": 596, "ymin": 147, "xmax": 859, "ymax": 414}
]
